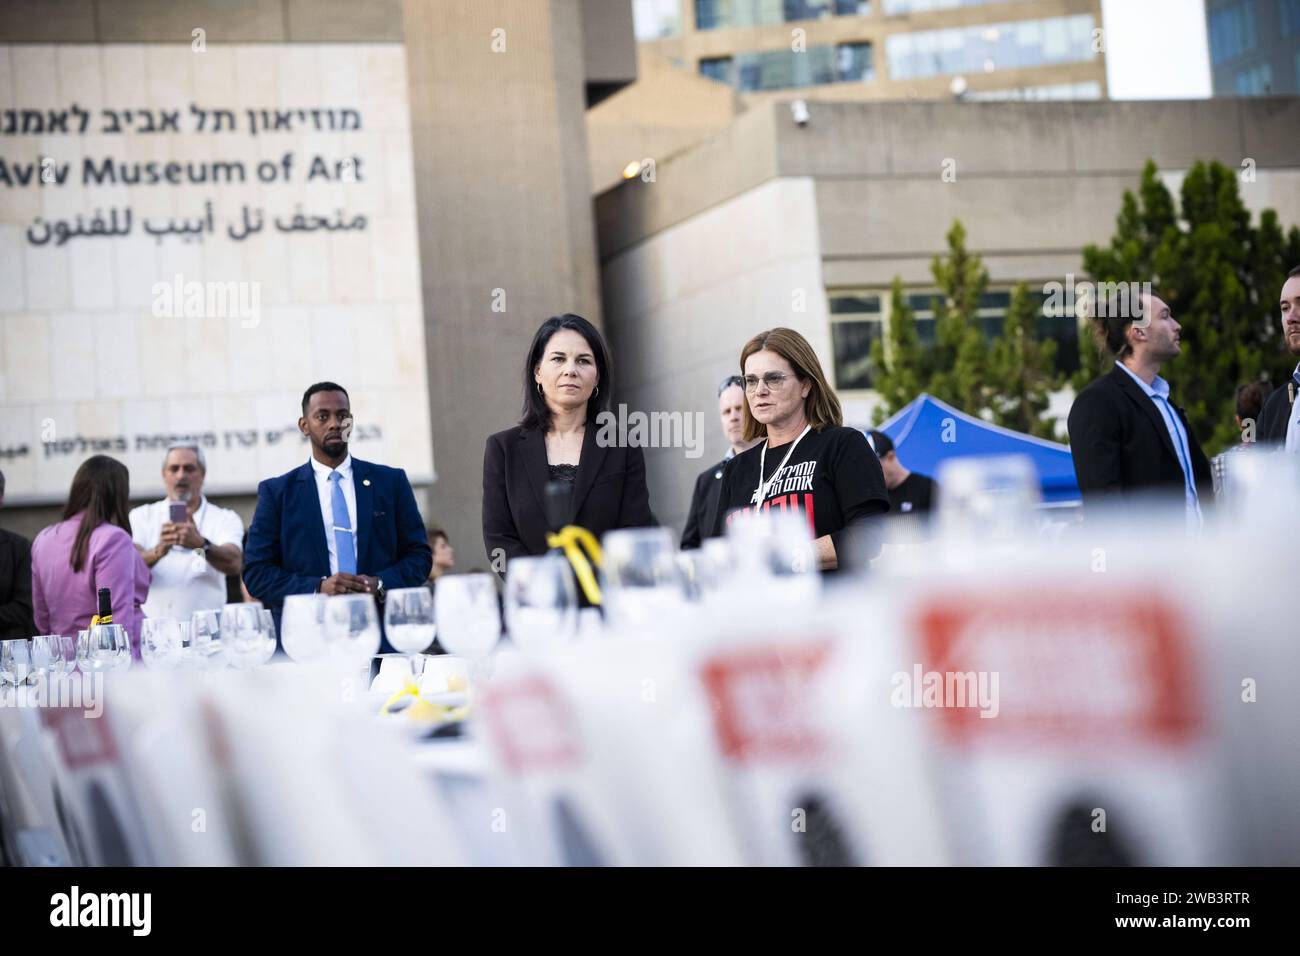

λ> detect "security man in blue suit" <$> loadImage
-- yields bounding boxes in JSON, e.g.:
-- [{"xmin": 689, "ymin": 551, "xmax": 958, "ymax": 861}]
[{"xmin": 243, "ymin": 382, "xmax": 432, "ymax": 650}]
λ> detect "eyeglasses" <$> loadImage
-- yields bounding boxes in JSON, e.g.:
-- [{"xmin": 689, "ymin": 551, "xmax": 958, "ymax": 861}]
[
  {"xmin": 743, "ymin": 372, "xmax": 793, "ymax": 392},
  {"xmin": 717, "ymin": 375, "xmax": 744, "ymax": 396}
]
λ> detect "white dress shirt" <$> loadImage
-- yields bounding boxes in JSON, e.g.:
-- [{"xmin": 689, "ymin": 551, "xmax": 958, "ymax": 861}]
[
  {"xmin": 310, "ymin": 454, "xmax": 358, "ymax": 575},
  {"xmin": 130, "ymin": 496, "xmax": 244, "ymax": 622},
  {"xmin": 1285, "ymin": 363, "xmax": 1300, "ymax": 454}
]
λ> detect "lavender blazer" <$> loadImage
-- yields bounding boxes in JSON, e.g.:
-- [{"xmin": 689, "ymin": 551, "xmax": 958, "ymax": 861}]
[{"xmin": 31, "ymin": 513, "xmax": 150, "ymax": 656}]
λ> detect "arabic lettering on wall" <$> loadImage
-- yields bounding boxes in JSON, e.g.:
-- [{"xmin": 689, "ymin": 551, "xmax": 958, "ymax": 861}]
[{"xmin": 1, "ymin": 103, "xmax": 372, "ymax": 247}]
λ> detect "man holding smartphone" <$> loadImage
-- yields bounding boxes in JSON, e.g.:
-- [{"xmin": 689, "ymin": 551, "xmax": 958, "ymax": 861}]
[{"xmin": 130, "ymin": 442, "xmax": 245, "ymax": 621}]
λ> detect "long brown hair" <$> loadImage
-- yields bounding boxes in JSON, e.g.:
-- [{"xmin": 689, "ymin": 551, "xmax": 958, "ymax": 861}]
[
  {"xmin": 62, "ymin": 455, "xmax": 132, "ymax": 572},
  {"xmin": 739, "ymin": 328, "xmax": 843, "ymax": 443}
]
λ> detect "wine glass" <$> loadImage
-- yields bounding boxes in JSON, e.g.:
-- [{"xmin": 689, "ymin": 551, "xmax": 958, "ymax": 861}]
[
  {"xmin": 140, "ymin": 619, "xmax": 185, "ymax": 670},
  {"xmin": 600, "ymin": 527, "xmax": 687, "ymax": 631},
  {"xmin": 434, "ymin": 573, "xmax": 501, "ymax": 659},
  {"xmin": 30, "ymin": 635, "xmax": 76, "ymax": 682},
  {"xmin": 281, "ymin": 593, "xmax": 327, "ymax": 663},
  {"xmin": 0, "ymin": 639, "xmax": 33, "ymax": 687},
  {"xmin": 505, "ymin": 554, "xmax": 577, "ymax": 652},
  {"xmin": 220, "ymin": 603, "xmax": 274, "ymax": 670},
  {"xmin": 258, "ymin": 609, "xmax": 279, "ymax": 665},
  {"xmin": 189, "ymin": 609, "xmax": 224, "ymax": 670},
  {"xmin": 384, "ymin": 587, "xmax": 437, "ymax": 655},
  {"xmin": 323, "ymin": 593, "xmax": 382, "ymax": 663},
  {"xmin": 81, "ymin": 624, "xmax": 131, "ymax": 673},
  {"xmin": 724, "ymin": 508, "xmax": 819, "ymax": 603}
]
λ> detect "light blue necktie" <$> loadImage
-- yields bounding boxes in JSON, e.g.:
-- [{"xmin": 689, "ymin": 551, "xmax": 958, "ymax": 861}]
[{"xmin": 328, "ymin": 470, "xmax": 357, "ymax": 574}]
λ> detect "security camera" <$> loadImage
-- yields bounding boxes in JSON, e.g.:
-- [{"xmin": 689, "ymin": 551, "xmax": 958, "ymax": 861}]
[{"xmin": 791, "ymin": 99, "xmax": 810, "ymax": 127}]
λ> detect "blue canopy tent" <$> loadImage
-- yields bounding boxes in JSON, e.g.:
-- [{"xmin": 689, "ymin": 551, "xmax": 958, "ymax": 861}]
[{"xmin": 870, "ymin": 393, "xmax": 1081, "ymax": 505}]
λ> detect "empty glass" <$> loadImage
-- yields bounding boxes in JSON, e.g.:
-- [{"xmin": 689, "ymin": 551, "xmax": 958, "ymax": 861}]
[
  {"xmin": 0, "ymin": 639, "xmax": 33, "ymax": 687},
  {"xmin": 220, "ymin": 603, "xmax": 275, "ymax": 669},
  {"xmin": 724, "ymin": 508, "xmax": 820, "ymax": 603},
  {"xmin": 505, "ymin": 554, "xmax": 577, "ymax": 652},
  {"xmin": 434, "ymin": 573, "xmax": 501, "ymax": 659},
  {"xmin": 140, "ymin": 619, "xmax": 185, "ymax": 670},
  {"xmin": 189, "ymin": 609, "xmax": 225, "ymax": 670},
  {"xmin": 281, "ymin": 593, "xmax": 327, "ymax": 663},
  {"xmin": 79, "ymin": 624, "xmax": 131, "ymax": 673},
  {"xmin": 600, "ymin": 527, "xmax": 688, "ymax": 631},
  {"xmin": 30, "ymin": 635, "xmax": 76, "ymax": 681},
  {"xmin": 323, "ymin": 593, "xmax": 382, "ymax": 663},
  {"xmin": 384, "ymin": 587, "xmax": 437, "ymax": 655},
  {"xmin": 258, "ymin": 609, "xmax": 278, "ymax": 664}
]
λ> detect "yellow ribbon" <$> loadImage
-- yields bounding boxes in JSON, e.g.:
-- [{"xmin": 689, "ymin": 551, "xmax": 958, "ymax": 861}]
[
  {"xmin": 380, "ymin": 679, "xmax": 468, "ymax": 723},
  {"xmin": 545, "ymin": 525, "xmax": 604, "ymax": 606}
]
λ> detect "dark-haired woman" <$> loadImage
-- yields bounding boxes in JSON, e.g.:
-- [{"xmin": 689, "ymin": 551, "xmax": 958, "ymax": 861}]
[
  {"xmin": 482, "ymin": 314, "xmax": 655, "ymax": 571},
  {"xmin": 31, "ymin": 456, "xmax": 149, "ymax": 658}
]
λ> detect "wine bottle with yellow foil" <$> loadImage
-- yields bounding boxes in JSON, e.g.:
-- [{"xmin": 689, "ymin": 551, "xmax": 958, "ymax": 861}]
[{"xmin": 90, "ymin": 586, "xmax": 113, "ymax": 627}]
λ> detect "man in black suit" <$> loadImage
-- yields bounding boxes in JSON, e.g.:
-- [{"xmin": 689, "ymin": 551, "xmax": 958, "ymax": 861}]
[
  {"xmin": 0, "ymin": 470, "xmax": 36, "ymax": 641},
  {"xmin": 681, "ymin": 376, "xmax": 755, "ymax": 550},
  {"xmin": 1257, "ymin": 265, "xmax": 1300, "ymax": 447},
  {"xmin": 1067, "ymin": 289, "xmax": 1212, "ymax": 521}
]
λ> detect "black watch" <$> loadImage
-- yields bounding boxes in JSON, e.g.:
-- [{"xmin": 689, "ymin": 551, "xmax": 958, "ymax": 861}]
[{"xmin": 201, "ymin": 537, "xmax": 214, "ymax": 554}]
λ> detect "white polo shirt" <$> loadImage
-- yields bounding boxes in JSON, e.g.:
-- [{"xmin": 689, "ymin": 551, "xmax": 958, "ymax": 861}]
[{"xmin": 130, "ymin": 496, "xmax": 245, "ymax": 621}]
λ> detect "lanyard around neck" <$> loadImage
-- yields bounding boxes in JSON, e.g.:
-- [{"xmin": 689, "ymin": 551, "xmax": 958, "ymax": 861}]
[{"xmin": 756, "ymin": 425, "xmax": 811, "ymax": 505}]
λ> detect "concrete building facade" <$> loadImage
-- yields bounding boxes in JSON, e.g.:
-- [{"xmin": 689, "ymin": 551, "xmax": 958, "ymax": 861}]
[{"xmin": 596, "ymin": 97, "xmax": 1300, "ymax": 536}]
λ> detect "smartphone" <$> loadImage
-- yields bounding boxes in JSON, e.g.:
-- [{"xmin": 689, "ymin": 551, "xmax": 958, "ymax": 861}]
[{"xmin": 169, "ymin": 501, "xmax": 188, "ymax": 524}]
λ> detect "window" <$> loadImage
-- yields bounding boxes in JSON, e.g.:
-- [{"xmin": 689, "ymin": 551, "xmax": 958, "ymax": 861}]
[
  {"xmin": 699, "ymin": 56, "xmax": 735, "ymax": 84},
  {"xmin": 697, "ymin": 0, "xmax": 870, "ymax": 29},
  {"xmin": 836, "ymin": 41, "xmax": 875, "ymax": 82},
  {"xmin": 885, "ymin": 15, "xmax": 1096, "ymax": 81},
  {"xmin": 829, "ymin": 295, "xmax": 883, "ymax": 389},
  {"xmin": 1283, "ymin": 0, "xmax": 1300, "ymax": 36},
  {"xmin": 1234, "ymin": 61, "xmax": 1272, "ymax": 94},
  {"xmin": 709, "ymin": 43, "xmax": 872, "ymax": 90},
  {"xmin": 1209, "ymin": 1, "xmax": 1259, "ymax": 64},
  {"xmin": 829, "ymin": 286, "xmax": 1081, "ymax": 393}
]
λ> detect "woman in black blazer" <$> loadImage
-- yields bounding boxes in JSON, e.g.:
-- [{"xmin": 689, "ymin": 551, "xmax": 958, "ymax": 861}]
[{"xmin": 482, "ymin": 314, "xmax": 656, "ymax": 570}]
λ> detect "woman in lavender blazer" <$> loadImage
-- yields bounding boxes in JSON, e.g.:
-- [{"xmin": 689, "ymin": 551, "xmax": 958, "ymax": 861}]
[{"xmin": 31, "ymin": 456, "xmax": 149, "ymax": 657}]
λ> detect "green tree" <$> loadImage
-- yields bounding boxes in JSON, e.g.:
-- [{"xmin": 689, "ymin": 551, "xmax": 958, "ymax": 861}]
[
  {"xmin": 989, "ymin": 281, "xmax": 1061, "ymax": 439},
  {"xmin": 1082, "ymin": 160, "xmax": 1300, "ymax": 453},
  {"xmin": 928, "ymin": 221, "xmax": 991, "ymax": 414},
  {"xmin": 869, "ymin": 277, "xmax": 922, "ymax": 423}
]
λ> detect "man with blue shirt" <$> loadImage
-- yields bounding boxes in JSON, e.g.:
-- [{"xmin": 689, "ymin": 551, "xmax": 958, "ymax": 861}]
[
  {"xmin": 1067, "ymin": 289, "xmax": 1212, "ymax": 523},
  {"xmin": 243, "ymin": 382, "xmax": 432, "ymax": 644}
]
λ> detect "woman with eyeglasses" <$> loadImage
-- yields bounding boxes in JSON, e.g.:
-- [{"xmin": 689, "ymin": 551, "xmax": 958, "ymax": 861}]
[
  {"xmin": 680, "ymin": 375, "xmax": 757, "ymax": 550},
  {"xmin": 482, "ymin": 314, "xmax": 656, "ymax": 573},
  {"xmin": 708, "ymin": 328, "xmax": 889, "ymax": 571}
]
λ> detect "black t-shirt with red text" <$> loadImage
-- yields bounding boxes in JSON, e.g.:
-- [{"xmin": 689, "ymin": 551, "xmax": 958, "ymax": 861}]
[{"xmin": 707, "ymin": 425, "xmax": 889, "ymax": 567}]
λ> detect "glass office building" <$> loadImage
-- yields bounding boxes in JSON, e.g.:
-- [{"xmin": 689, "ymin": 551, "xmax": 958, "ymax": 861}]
[
  {"xmin": 1207, "ymin": 0, "xmax": 1300, "ymax": 95},
  {"xmin": 633, "ymin": 0, "xmax": 1106, "ymax": 100}
]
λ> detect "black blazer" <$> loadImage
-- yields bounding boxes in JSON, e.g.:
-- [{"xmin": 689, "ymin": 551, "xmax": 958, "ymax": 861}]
[
  {"xmin": 482, "ymin": 424, "xmax": 657, "ymax": 566},
  {"xmin": 1258, "ymin": 381, "xmax": 1294, "ymax": 445},
  {"xmin": 1067, "ymin": 365, "xmax": 1213, "ymax": 510},
  {"xmin": 680, "ymin": 457, "xmax": 728, "ymax": 551},
  {"xmin": 0, "ymin": 528, "xmax": 35, "ymax": 641}
]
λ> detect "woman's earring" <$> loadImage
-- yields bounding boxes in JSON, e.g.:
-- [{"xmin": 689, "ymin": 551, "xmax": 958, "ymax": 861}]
[
  {"xmin": 537, "ymin": 382, "xmax": 543, "ymax": 395},
  {"xmin": 593, "ymin": 385, "xmax": 599, "ymax": 398}
]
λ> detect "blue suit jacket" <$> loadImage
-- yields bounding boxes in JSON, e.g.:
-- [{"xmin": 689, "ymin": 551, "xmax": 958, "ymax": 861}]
[{"xmin": 243, "ymin": 458, "xmax": 432, "ymax": 648}]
